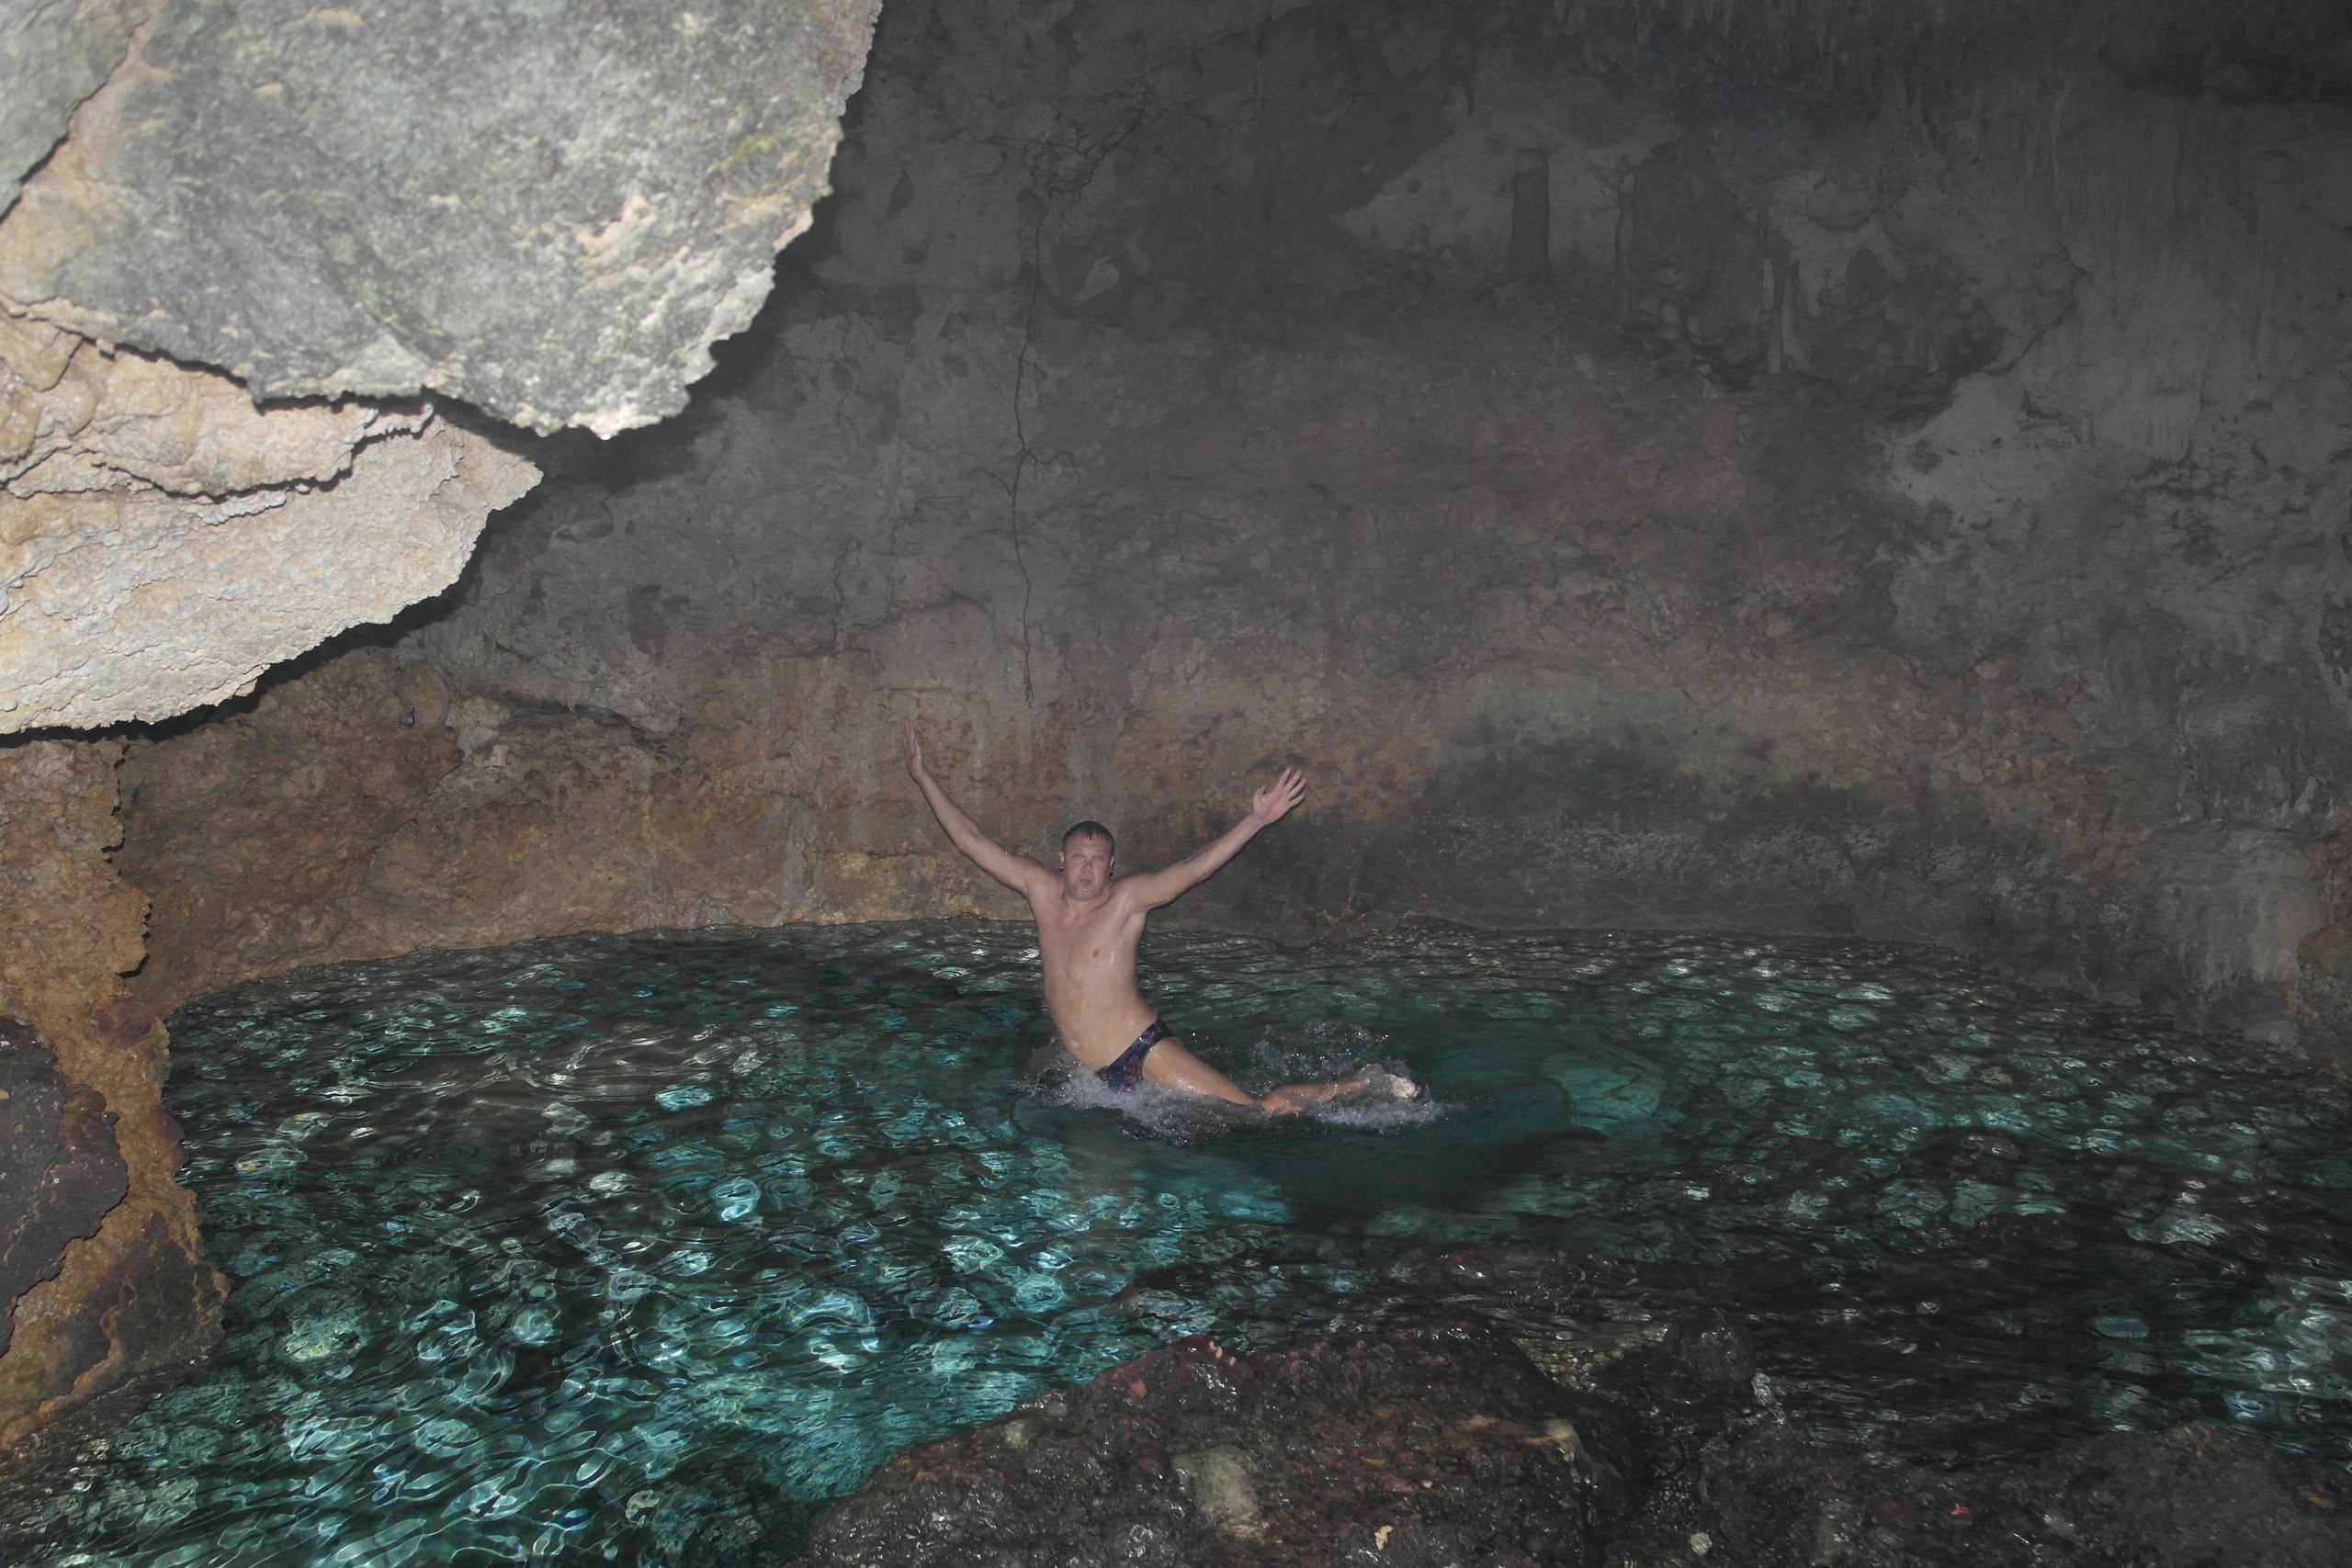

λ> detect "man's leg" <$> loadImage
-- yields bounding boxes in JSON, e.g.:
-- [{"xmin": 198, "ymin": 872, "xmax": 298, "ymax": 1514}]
[
  {"xmin": 1258, "ymin": 1078, "xmax": 1381, "ymax": 1114},
  {"xmin": 1139, "ymin": 1035, "xmax": 1397, "ymax": 1115},
  {"xmin": 1135, "ymin": 1035, "xmax": 1260, "ymax": 1107}
]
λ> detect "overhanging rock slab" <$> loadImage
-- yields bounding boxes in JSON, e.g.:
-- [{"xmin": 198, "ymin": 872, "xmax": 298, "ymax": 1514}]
[{"xmin": 0, "ymin": 0, "xmax": 880, "ymax": 436}]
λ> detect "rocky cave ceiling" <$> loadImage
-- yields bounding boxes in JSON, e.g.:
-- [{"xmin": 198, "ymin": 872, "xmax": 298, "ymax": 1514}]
[
  {"xmin": 1, "ymin": 0, "xmax": 879, "ymax": 730},
  {"xmin": 2, "ymin": 0, "xmax": 2346, "ymax": 729}
]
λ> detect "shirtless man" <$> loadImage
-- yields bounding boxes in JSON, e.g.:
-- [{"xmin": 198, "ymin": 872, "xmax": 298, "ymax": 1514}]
[{"xmin": 902, "ymin": 720, "xmax": 1417, "ymax": 1112}]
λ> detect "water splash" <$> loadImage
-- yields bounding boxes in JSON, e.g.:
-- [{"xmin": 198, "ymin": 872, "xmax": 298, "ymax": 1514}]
[{"xmin": 1023, "ymin": 1021, "xmax": 1446, "ymax": 1141}]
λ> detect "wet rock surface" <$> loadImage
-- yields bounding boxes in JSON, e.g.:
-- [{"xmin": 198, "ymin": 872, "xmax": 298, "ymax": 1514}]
[
  {"xmin": 799, "ymin": 1320, "xmax": 1637, "ymax": 1568},
  {"xmin": 0, "ymin": 1015, "xmax": 125, "ymax": 1359},
  {"xmin": 1702, "ymin": 1422, "xmax": 2352, "ymax": 1568},
  {"xmin": 0, "ymin": 739, "xmax": 222, "ymax": 1451},
  {"xmin": 797, "ymin": 1270, "xmax": 2352, "ymax": 1568}
]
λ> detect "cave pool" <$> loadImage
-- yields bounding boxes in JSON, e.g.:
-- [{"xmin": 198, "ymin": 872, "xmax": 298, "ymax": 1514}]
[{"xmin": 12, "ymin": 919, "xmax": 2352, "ymax": 1567}]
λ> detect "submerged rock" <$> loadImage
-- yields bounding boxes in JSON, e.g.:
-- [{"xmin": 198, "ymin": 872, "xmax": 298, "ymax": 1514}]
[
  {"xmin": 1701, "ymin": 1421, "xmax": 2352, "ymax": 1568},
  {"xmin": 798, "ymin": 1320, "xmax": 1635, "ymax": 1567},
  {"xmin": 797, "ymin": 1239, "xmax": 2350, "ymax": 1568}
]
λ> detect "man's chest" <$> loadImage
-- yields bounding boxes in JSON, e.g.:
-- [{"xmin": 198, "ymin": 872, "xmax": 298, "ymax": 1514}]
[{"xmin": 1036, "ymin": 905, "xmax": 1142, "ymax": 969}]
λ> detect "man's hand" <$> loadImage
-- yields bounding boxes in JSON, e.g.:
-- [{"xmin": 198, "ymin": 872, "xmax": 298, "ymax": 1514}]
[
  {"xmin": 900, "ymin": 717, "xmax": 1047, "ymax": 897},
  {"xmin": 1250, "ymin": 766, "xmax": 1306, "ymax": 825},
  {"xmin": 1125, "ymin": 762, "xmax": 1306, "ymax": 910}
]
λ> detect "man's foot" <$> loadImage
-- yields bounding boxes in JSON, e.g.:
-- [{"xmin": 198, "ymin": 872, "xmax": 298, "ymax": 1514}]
[
  {"xmin": 1352, "ymin": 1066, "xmax": 1427, "ymax": 1102},
  {"xmin": 1257, "ymin": 1066, "xmax": 1427, "ymax": 1115}
]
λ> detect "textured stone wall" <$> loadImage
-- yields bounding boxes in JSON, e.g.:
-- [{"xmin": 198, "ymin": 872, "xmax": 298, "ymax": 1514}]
[
  {"xmin": 3, "ymin": 0, "xmax": 880, "ymax": 735},
  {"xmin": 116, "ymin": 0, "xmax": 2352, "ymax": 1075},
  {"xmin": 0, "ymin": 0, "xmax": 881, "ymax": 436},
  {"xmin": 1, "ymin": 0, "xmax": 879, "ymax": 1453},
  {"xmin": 1, "ymin": 308, "xmax": 538, "ymax": 730},
  {"xmin": 0, "ymin": 739, "xmax": 221, "ymax": 1454}
]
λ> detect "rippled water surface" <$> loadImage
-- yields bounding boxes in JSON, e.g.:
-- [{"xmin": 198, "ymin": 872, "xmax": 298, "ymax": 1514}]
[{"xmin": 17, "ymin": 920, "xmax": 2352, "ymax": 1566}]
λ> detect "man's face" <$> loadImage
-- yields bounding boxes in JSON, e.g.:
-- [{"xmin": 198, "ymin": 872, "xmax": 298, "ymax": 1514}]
[{"xmin": 1058, "ymin": 834, "xmax": 1113, "ymax": 899}]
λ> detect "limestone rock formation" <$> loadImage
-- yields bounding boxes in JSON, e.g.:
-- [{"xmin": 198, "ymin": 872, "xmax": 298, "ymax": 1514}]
[
  {"xmin": 0, "ymin": 0, "xmax": 882, "ymax": 1461},
  {"xmin": 0, "ymin": 0, "xmax": 882, "ymax": 437},
  {"xmin": 0, "ymin": 1, "xmax": 139, "ymax": 217},
  {"xmin": 0, "ymin": 1016, "xmax": 126, "ymax": 1361},
  {"xmin": 2, "ymin": 0, "xmax": 884, "ymax": 731},
  {"xmin": 108, "ymin": 0, "xmax": 2352, "ymax": 1069},
  {"xmin": 0, "ymin": 739, "xmax": 221, "ymax": 1453},
  {"xmin": 2, "ymin": 310, "xmax": 539, "ymax": 730}
]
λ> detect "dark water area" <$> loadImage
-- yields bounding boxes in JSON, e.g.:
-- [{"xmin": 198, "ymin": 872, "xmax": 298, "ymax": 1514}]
[{"xmin": 13, "ymin": 919, "xmax": 2352, "ymax": 1567}]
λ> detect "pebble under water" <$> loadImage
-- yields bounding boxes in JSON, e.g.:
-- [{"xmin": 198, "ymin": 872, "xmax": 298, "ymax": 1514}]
[{"xmin": 13, "ymin": 919, "xmax": 2352, "ymax": 1567}]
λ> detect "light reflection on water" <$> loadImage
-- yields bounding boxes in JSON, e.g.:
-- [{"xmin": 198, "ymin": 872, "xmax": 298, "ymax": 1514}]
[{"xmin": 17, "ymin": 919, "xmax": 2352, "ymax": 1566}]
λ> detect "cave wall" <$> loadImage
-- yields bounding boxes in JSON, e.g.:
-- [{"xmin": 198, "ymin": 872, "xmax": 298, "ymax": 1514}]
[
  {"xmin": 0, "ymin": 740, "xmax": 220, "ymax": 1453},
  {"xmin": 0, "ymin": 0, "xmax": 879, "ymax": 1453},
  {"xmin": 113, "ymin": 0, "xmax": 2352, "ymax": 1071},
  {"xmin": 3, "ymin": 0, "xmax": 880, "ymax": 736},
  {"xmin": 0, "ymin": 0, "xmax": 880, "ymax": 437},
  {"xmin": 1, "ymin": 310, "xmax": 538, "ymax": 731}
]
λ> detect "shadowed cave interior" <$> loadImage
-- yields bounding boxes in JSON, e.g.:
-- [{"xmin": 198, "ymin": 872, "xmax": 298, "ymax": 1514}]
[{"xmin": 4, "ymin": 1, "xmax": 2352, "ymax": 1564}]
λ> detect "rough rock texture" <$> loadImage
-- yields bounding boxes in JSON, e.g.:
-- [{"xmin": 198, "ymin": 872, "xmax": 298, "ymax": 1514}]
[
  {"xmin": 0, "ymin": 0, "xmax": 881, "ymax": 436},
  {"xmin": 0, "ymin": 0, "xmax": 882, "ymax": 1461},
  {"xmin": 0, "ymin": 1, "xmax": 138, "ymax": 217},
  {"xmin": 2, "ymin": 309, "xmax": 539, "ymax": 730},
  {"xmin": 3, "ymin": 0, "xmax": 888, "ymax": 731},
  {"xmin": 115, "ymin": 0, "xmax": 2352, "ymax": 1067},
  {"xmin": 0, "ymin": 739, "xmax": 222, "ymax": 1452},
  {"xmin": 797, "ymin": 1303, "xmax": 2352, "ymax": 1568},
  {"xmin": 1702, "ymin": 1422, "xmax": 2352, "ymax": 1568},
  {"xmin": 799, "ymin": 1322, "xmax": 1634, "ymax": 1568},
  {"xmin": 0, "ymin": 1015, "xmax": 126, "ymax": 1361}
]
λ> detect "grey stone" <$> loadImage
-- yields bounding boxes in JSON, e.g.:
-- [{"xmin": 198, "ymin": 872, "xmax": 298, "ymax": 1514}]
[
  {"xmin": 2, "ymin": 309, "xmax": 542, "ymax": 732},
  {"xmin": 0, "ymin": 0, "xmax": 138, "ymax": 214},
  {"xmin": 0, "ymin": 0, "xmax": 880, "ymax": 435}
]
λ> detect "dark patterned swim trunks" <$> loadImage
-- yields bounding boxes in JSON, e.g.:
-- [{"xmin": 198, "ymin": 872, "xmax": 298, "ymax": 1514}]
[{"xmin": 1095, "ymin": 1020, "xmax": 1169, "ymax": 1092}]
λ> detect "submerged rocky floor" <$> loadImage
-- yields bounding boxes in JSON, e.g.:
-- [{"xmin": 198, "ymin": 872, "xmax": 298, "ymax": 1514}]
[
  {"xmin": 5, "ymin": 919, "xmax": 2349, "ymax": 1566},
  {"xmin": 803, "ymin": 1314, "xmax": 2351, "ymax": 1567}
]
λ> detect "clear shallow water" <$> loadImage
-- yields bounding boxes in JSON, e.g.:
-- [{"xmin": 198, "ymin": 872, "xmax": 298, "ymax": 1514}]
[{"xmin": 17, "ymin": 919, "xmax": 2352, "ymax": 1567}]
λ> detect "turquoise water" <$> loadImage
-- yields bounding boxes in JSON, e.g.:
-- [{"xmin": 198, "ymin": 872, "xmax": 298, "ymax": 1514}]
[{"xmin": 15, "ymin": 920, "xmax": 2352, "ymax": 1567}]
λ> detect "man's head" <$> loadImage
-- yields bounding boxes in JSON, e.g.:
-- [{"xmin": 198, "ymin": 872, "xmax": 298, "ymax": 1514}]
[{"xmin": 1058, "ymin": 821, "xmax": 1114, "ymax": 898}]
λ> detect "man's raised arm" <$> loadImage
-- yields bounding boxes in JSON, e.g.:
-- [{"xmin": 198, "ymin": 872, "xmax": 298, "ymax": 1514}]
[
  {"xmin": 902, "ymin": 720, "xmax": 1048, "ymax": 896},
  {"xmin": 1125, "ymin": 767, "xmax": 1306, "ymax": 910}
]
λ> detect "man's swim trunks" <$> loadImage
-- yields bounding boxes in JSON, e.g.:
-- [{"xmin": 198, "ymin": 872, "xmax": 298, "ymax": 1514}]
[{"xmin": 1095, "ymin": 1020, "xmax": 1168, "ymax": 1092}]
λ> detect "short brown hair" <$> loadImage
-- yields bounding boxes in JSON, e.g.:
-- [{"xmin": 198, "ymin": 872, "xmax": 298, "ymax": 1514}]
[{"xmin": 1061, "ymin": 820, "xmax": 1114, "ymax": 857}]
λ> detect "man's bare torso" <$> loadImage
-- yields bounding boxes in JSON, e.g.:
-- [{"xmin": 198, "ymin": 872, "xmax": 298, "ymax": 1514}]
[
  {"xmin": 1028, "ymin": 884, "xmax": 1157, "ymax": 1067},
  {"xmin": 904, "ymin": 729, "xmax": 1403, "ymax": 1111},
  {"xmin": 902, "ymin": 721, "xmax": 1349, "ymax": 1100}
]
